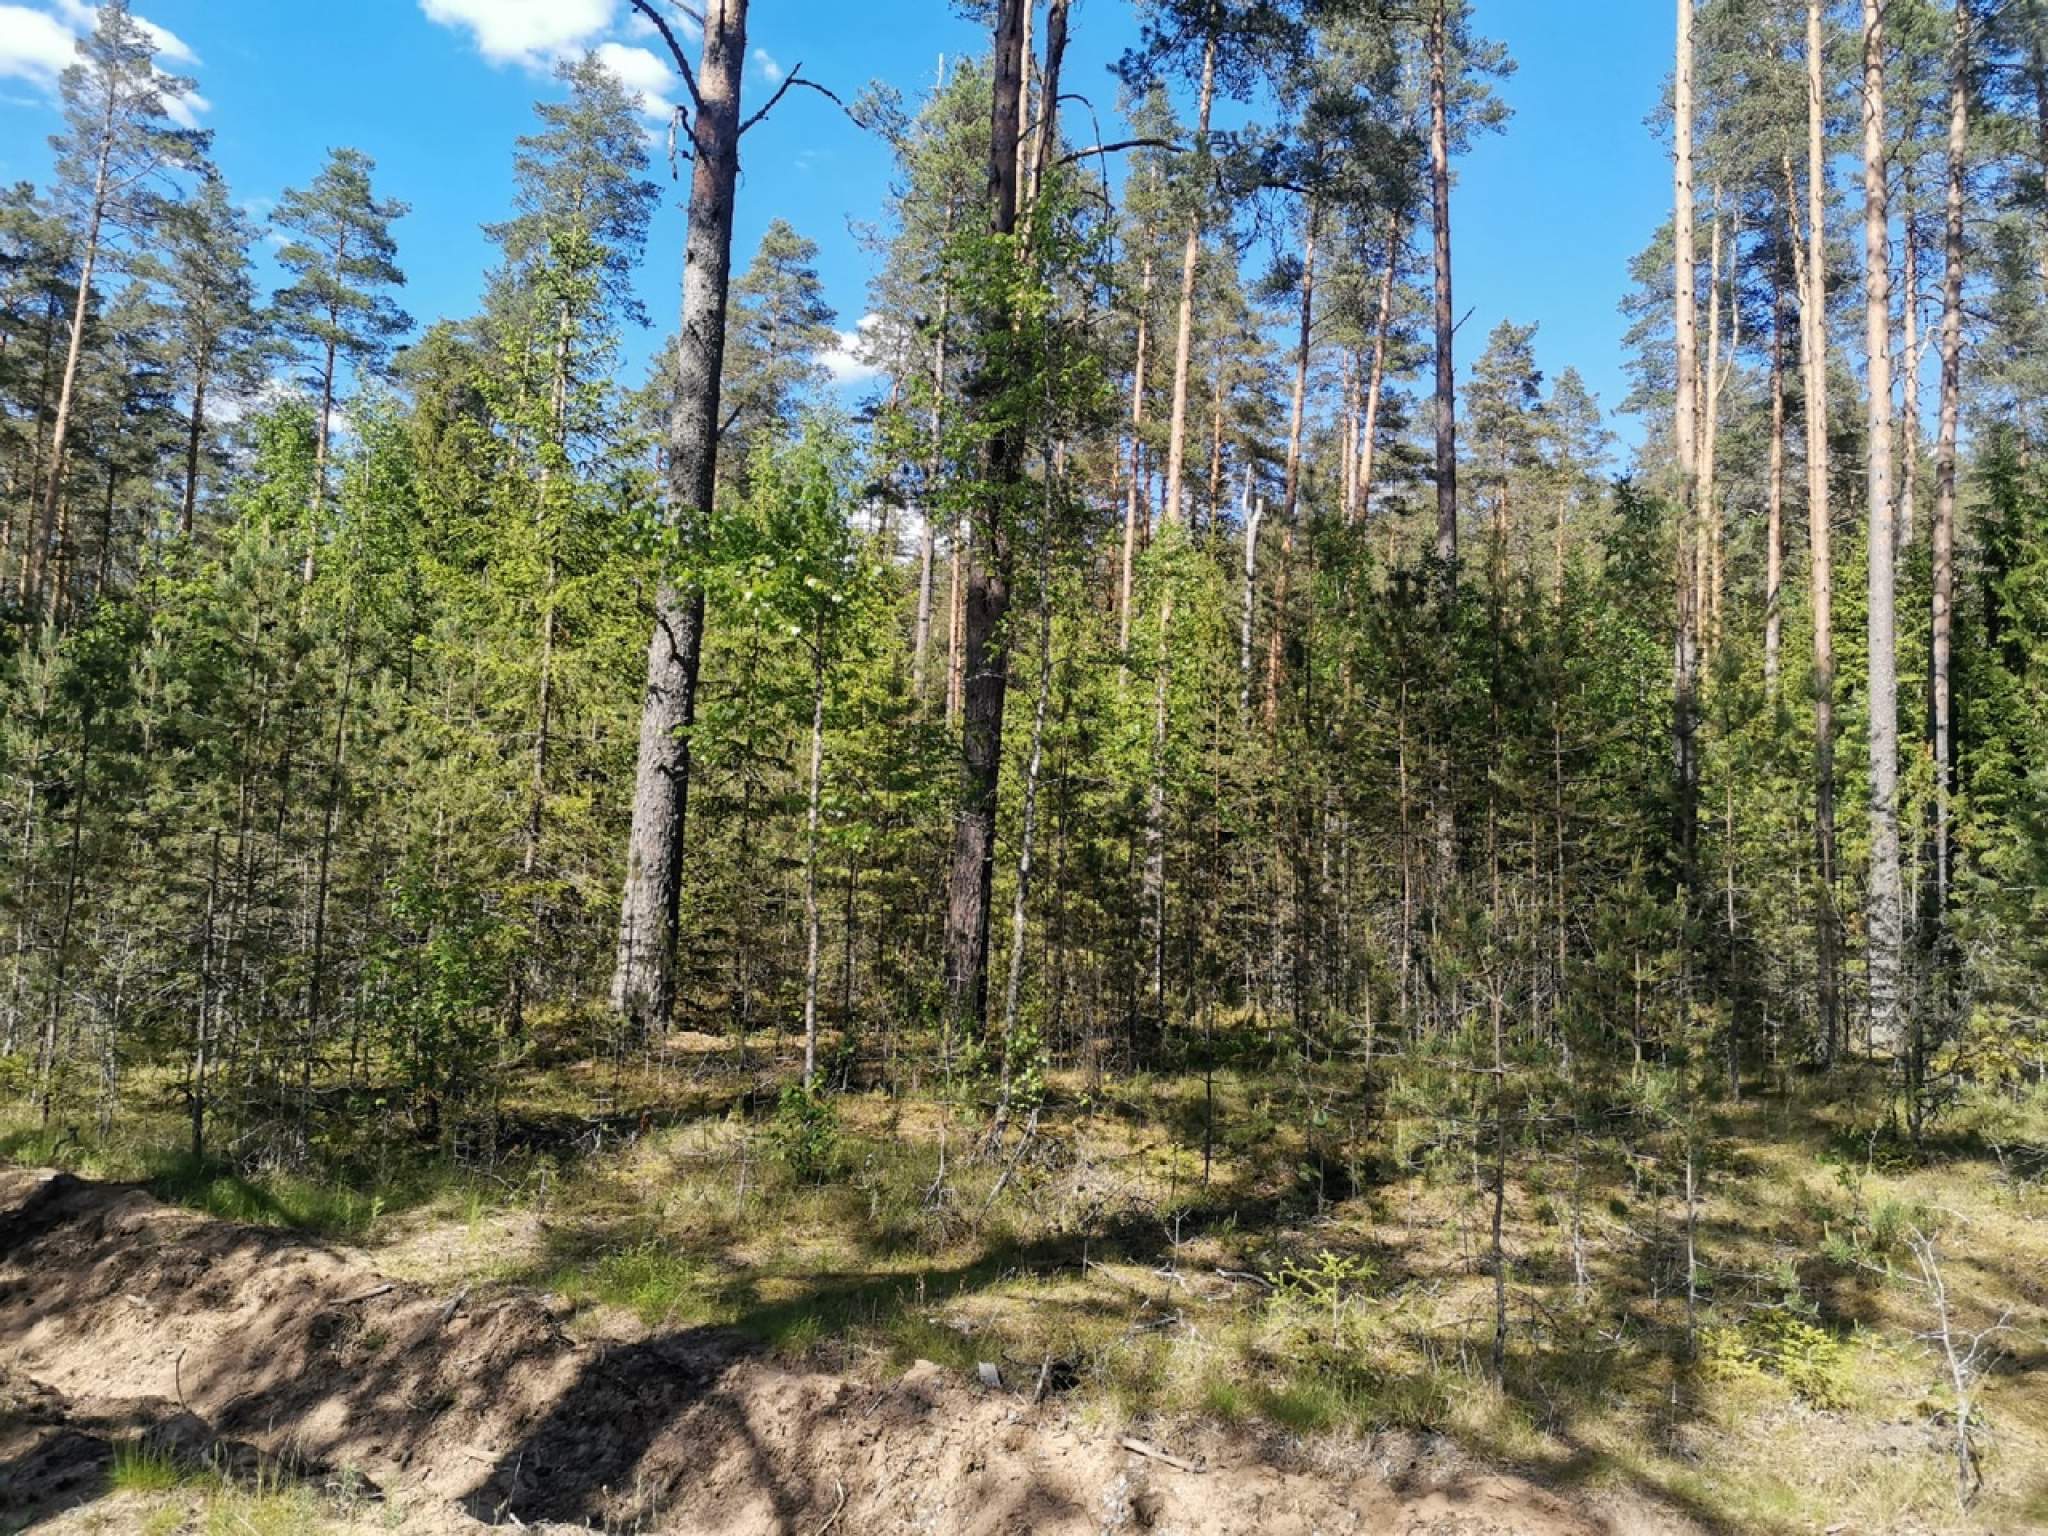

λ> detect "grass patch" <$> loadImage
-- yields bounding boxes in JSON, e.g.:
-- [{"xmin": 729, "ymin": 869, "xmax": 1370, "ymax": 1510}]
[{"xmin": 110, "ymin": 1440, "xmax": 205, "ymax": 1494}]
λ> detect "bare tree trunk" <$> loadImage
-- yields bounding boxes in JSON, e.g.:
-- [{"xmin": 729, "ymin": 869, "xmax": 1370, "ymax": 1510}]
[
  {"xmin": 1766, "ymin": 262, "xmax": 1788, "ymax": 697},
  {"xmin": 1161, "ymin": 25, "xmax": 1218, "ymax": 529},
  {"xmin": 1353, "ymin": 217, "xmax": 1400, "ymax": 525},
  {"xmin": 36, "ymin": 93, "xmax": 113, "ymax": 618},
  {"xmin": 1863, "ymin": 0, "xmax": 1903, "ymax": 1056},
  {"xmin": 181, "ymin": 358, "xmax": 209, "ymax": 536},
  {"xmin": 946, "ymin": 515, "xmax": 966, "ymax": 722},
  {"xmin": 1267, "ymin": 203, "xmax": 1317, "ymax": 722},
  {"xmin": 1239, "ymin": 484, "xmax": 1263, "ymax": 721},
  {"xmin": 802, "ymin": 645, "xmax": 825, "ymax": 1088},
  {"xmin": 941, "ymin": 0, "xmax": 1029, "ymax": 1037},
  {"xmin": 1930, "ymin": 0, "xmax": 1967, "ymax": 920},
  {"xmin": 1698, "ymin": 188, "xmax": 1722, "ymax": 653},
  {"xmin": 1899, "ymin": 184, "xmax": 1922, "ymax": 549},
  {"xmin": 1789, "ymin": 0, "xmax": 1841, "ymax": 1063},
  {"xmin": 995, "ymin": 509, "xmax": 1058, "ymax": 1127},
  {"xmin": 1120, "ymin": 252, "xmax": 1154, "ymax": 661},
  {"xmin": 1673, "ymin": 0, "xmax": 1701, "ymax": 893},
  {"xmin": 610, "ymin": 0, "xmax": 749, "ymax": 1030},
  {"xmin": 912, "ymin": 245, "xmax": 950, "ymax": 701},
  {"xmin": 305, "ymin": 338, "xmax": 337, "ymax": 584},
  {"xmin": 1429, "ymin": 0, "xmax": 1457, "ymax": 571}
]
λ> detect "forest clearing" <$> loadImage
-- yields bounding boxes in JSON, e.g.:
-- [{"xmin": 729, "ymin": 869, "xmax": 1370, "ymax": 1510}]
[{"xmin": 3, "ymin": 0, "xmax": 2048, "ymax": 1530}]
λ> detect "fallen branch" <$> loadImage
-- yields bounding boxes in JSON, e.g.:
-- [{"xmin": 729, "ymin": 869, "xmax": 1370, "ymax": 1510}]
[
  {"xmin": 1118, "ymin": 1436, "xmax": 1202, "ymax": 1473},
  {"xmin": 338, "ymin": 1283, "xmax": 395, "ymax": 1306},
  {"xmin": 811, "ymin": 1477, "xmax": 848, "ymax": 1536}
]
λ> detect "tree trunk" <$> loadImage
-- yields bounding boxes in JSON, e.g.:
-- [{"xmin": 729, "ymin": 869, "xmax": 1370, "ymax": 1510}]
[
  {"xmin": 913, "ymin": 243, "xmax": 950, "ymax": 702},
  {"xmin": 1672, "ymin": 0, "xmax": 1701, "ymax": 894},
  {"xmin": 995, "ymin": 513, "xmax": 1057, "ymax": 1127},
  {"xmin": 1766, "ymin": 262, "xmax": 1787, "ymax": 697},
  {"xmin": 1267, "ymin": 203, "xmax": 1317, "ymax": 723},
  {"xmin": 1898, "ymin": 184, "xmax": 1922, "ymax": 549},
  {"xmin": 1429, "ymin": 0, "xmax": 1457, "ymax": 571},
  {"xmin": 182, "ymin": 357, "xmax": 210, "ymax": 536},
  {"xmin": 1353, "ymin": 216, "xmax": 1400, "ymax": 525},
  {"xmin": 1120, "ymin": 252, "xmax": 1154, "ymax": 661},
  {"xmin": 36, "ymin": 94, "xmax": 113, "ymax": 618},
  {"xmin": 801, "ymin": 644, "xmax": 826, "ymax": 1089},
  {"xmin": 610, "ymin": 0, "xmax": 749, "ymax": 1030},
  {"xmin": 1240, "ymin": 484, "xmax": 1263, "ymax": 721},
  {"xmin": 1930, "ymin": 0, "xmax": 1967, "ymax": 920},
  {"xmin": 1792, "ymin": 0, "xmax": 1841, "ymax": 1063},
  {"xmin": 1698, "ymin": 189, "xmax": 1722, "ymax": 652},
  {"xmin": 1862, "ymin": 0, "xmax": 1902, "ymax": 1055},
  {"xmin": 940, "ymin": 0, "xmax": 1029, "ymax": 1037},
  {"xmin": 946, "ymin": 515, "xmax": 966, "ymax": 722},
  {"xmin": 1160, "ymin": 25, "xmax": 1217, "ymax": 529},
  {"xmin": 305, "ymin": 339, "xmax": 337, "ymax": 584}
]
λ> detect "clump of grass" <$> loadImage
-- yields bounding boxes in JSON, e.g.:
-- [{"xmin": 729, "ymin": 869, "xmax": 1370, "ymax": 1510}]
[
  {"xmin": 110, "ymin": 1440, "xmax": 200, "ymax": 1494},
  {"xmin": 200, "ymin": 1485, "xmax": 323, "ymax": 1536},
  {"xmin": 559, "ymin": 1239, "xmax": 714, "ymax": 1329}
]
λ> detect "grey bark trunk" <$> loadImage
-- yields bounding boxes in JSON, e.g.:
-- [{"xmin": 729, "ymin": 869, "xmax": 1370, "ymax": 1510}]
[
  {"xmin": 610, "ymin": 0, "xmax": 749, "ymax": 1030},
  {"xmin": 1429, "ymin": 0, "xmax": 1457, "ymax": 571},
  {"xmin": 1862, "ymin": 0, "xmax": 1903, "ymax": 1054},
  {"xmin": 1930, "ymin": 0, "xmax": 1967, "ymax": 919},
  {"xmin": 1673, "ymin": 0, "xmax": 1701, "ymax": 891},
  {"xmin": 1160, "ymin": 27, "xmax": 1217, "ymax": 529}
]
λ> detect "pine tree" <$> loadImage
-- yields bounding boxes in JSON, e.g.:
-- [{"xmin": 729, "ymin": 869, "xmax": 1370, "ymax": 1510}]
[{"xmin": 271, "ymin": 147, "xmax": 411, "ymax": 580}]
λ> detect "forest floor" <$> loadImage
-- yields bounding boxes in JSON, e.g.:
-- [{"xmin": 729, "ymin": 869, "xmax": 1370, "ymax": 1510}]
[{"xmin": 2, "ymin": 1031, "xmax": 2045, "ymax": 1535}]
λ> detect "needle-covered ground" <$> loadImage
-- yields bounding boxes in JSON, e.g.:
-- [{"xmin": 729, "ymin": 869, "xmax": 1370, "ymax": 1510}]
[{"xmin": 2, "ymin": 1035, "xmax": 2043, "ymax": 1535}]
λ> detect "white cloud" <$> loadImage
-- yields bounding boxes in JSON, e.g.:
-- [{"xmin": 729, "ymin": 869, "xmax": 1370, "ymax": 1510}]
[
  {"xmin": 623, "ymin": 4, "xmax": 699, "ymax": 45},
  {"xmin": 593, "ymin": 39, "xmax": 673, "ymax": 121},
  {"xmin": 420, "ymin": 0, "xmax": 614, "ymax": 67},
  {"xmin": 0, "ymin": 4, "xmax": 79, "ymax": 87},
  {"xmin": 820, "ymin": 314, "xmax": 884, "ymax": 386},
  {"xmin": 0, "ymin": 2, "xmax": 203, "ymax": 118},
  {"xmin": 159, "ymin": 78, "xmax": 206, "ymax": 127},
  {"xmin": 751, "ymin": 48, "xmax": 781, "ymax": 83},
  {"xmin": 50, "ymin": 0, "xmax": 193, "ymax": 60}
]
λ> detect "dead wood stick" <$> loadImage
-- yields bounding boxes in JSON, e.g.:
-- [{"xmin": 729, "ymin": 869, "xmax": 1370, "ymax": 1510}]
[
  {"xmin": 1119, "ymin": 1436, "xmax": 1202, "ymax": 1473},
  {"xmin": 338, "ymin": 1283, "xmax": 395, "ymax": 1306},
  {"xmin": 811, "ymin": 1477, "xmax": 848, "ymax": 1536}
]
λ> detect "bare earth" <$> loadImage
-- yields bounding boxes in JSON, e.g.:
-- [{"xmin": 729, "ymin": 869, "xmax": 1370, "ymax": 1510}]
[{"xmin": 0, "ymin": 1168, "xmax": 1701, "ymax": 1535}]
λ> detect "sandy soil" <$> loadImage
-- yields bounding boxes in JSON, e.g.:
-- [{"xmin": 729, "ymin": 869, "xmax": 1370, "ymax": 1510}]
[{"xmin": 0, "ymin": 1168, "xmax": 1701, "ymax": 1534}]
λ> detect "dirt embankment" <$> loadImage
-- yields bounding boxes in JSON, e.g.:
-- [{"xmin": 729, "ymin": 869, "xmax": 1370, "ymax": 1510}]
[{"xmin": 0, "ymin": 1168, "xmax": 1686, "ymax": 1534}]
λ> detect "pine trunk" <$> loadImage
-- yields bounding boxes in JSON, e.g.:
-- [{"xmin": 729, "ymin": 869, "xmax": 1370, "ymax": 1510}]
[
  {"xmin": 610, "ymin": 0, "xmax": 749, "ymax": 1029},
  {"xmin": 1862, "ymin": 0, "xmax": 1902, "ymax": 1055},
  {"xmin": 1429, "ymin": 0, "xmax": 1457, "ymax": 571},
  {"xmin": 940, "ymin": 0, "xmax": 1029, "ymax": 1037}
]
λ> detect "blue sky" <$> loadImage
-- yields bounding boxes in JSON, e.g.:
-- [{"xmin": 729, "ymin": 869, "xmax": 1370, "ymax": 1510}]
[{"xmin": 0, "ymin": 0, "xmax": 1671, "ymax": 451}]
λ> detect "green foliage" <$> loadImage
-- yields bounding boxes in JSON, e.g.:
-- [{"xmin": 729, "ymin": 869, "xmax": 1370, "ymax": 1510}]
[
  {"xmin": 1701, "ymin": 1312, "xmax": 1851, "ymax": 1410},
  {"xmin": 770, "ymin": 1085, "xmax": 843, "ymax": 1184}
]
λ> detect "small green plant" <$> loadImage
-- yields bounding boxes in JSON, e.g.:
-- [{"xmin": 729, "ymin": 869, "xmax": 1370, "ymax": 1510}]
[
  {"xmin": 769, "ymin": 1085, "xmax": 842, "ymax": 1183},
  {"xmin": 1266, "ymin": 1248, "xmax": 1379, "ymax": 1335},
  {"xmin": 1701, "ymin": 1311, "xmax": 1849, "ymax": 1410},
  {"xmin": 110, "ymin": 1440, "xmax": 191, "ymax": 1493}
]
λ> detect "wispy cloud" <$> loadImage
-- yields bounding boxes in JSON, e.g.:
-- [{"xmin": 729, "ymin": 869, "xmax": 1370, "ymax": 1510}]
[
  {"xmin": 0, "ymin": 5, "xmax": 77, "ymax": 88},
  {"xmin": 419, "ymin": 0, "xmax": 615, "ymax": 68},
  {"xmin": 593, "ymin": 39, "xmax": 674, "ymax": 123},
  {"xmin": 751, "ymin": 48, "xmax": 782, "ymax": 84},
  {"xmin": 820, "ymin": 314, "xmax": 884, "ymax": 386}
]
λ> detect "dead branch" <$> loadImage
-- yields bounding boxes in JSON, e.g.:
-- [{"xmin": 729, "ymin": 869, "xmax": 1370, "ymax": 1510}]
[
  {"xmin": 627, "ymin": 0, "xmax": 704, "ymax": 115},
  {"xmin": 1118, "ymin": 1436, "xmax": 1203, "ymax": 1473}
]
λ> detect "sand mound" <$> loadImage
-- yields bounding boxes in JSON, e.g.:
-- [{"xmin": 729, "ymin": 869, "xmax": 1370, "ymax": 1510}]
[{"xmin": 0, "ymin": 1168, "xmax": 1685, "ymax": 1533}]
